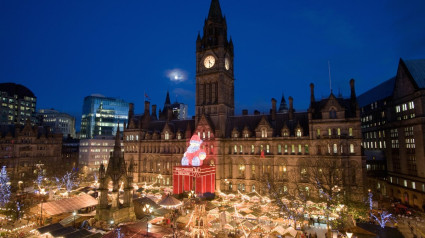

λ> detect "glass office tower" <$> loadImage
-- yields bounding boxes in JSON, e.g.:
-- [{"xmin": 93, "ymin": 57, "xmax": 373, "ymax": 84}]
[{"xmin": 80, "ymin": 95, "xmax": 129, "ymax": 139}]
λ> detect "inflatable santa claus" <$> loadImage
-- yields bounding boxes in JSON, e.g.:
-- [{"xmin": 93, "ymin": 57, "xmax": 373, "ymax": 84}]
[{"xmin": 181, "ymin": 134, "xmax": 207, "ymax": 166}]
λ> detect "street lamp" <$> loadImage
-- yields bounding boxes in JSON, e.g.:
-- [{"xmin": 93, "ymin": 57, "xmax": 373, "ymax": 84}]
[
  {"xmin": 72, "ymin": 210, "xmax": 77, "ymax": 227},
  {"xmin": 110, "ymin": 219, "xmax": 114, "ymax": 230},
  {"xmin": 143, "ymin": 204, "xmax": 153, "ymax": 237}
]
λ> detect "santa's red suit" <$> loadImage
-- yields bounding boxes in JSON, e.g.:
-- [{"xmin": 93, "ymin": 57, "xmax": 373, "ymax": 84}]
[{"xmin": 181, "ymin": 135, "xmax": 206, "ymax": 166}]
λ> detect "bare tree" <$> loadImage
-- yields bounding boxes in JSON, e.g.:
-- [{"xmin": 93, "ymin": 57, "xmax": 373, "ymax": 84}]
[
  {"xmin": 262, "ymin": 168, "xmax": 307, "ymax": 228},
  {"xmin": 298, "ymin": 157, "xmax": 346, "ymax": 233}
]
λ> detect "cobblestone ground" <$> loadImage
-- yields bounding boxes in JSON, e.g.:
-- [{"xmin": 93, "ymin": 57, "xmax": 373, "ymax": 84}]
[{"xmin": 396, "ymin": 216, "xmax": 425, "ymax": 238}]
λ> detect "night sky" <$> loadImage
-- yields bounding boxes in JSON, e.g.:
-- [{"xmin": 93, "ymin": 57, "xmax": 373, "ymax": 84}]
[{"xmin": 1, "ymin": 0, "xmax": 425, "ymax": 130}]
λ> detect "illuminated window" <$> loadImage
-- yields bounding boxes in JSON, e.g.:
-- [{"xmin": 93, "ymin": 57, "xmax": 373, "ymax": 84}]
[
  {"xmin": 298, "ymin": 144, "xmax": 302, "ymax": 153},
  {"xmin": 208, "ymin": 131, "xmax": 211, "ymax": 139},
  {"xmin": 296, "ymin": 129, "xmax": 302, "ymax": 137},
  {"xmin": 328, "ymin": 128, "xmax": 332, "ymax": 136},
  {"xmin": 252, "ymin": 185, "xmax": 256, "ymax": 192},
  {"xmin": 234, "ymin": 145, "xmax": 237, "ymax": 153},
  {"xmin": 291, "ymin": 144, "xmax": 295, "ymax": 153},
  {"xmin": 240, "ymin": 145, "xmax": 243, "ymax": 153},
  {"xmin": 350, "ymin": 144, "xmax": 355, "ymax": 152},
  {"xmin": 261, "ymin": 128, "xmax": 267, "ymax": 138},
  {"xmin": 412, "ymin": 182, "xmax": 416, "ymax": 190},
  {"xmin": 251, "ymin": 145, "xmax": 255, "ymax": 153},
  {"xmin": 317, "ymin": 128, "xmax": 321, "ymax": 137},
  {"xmin": 402, "ymin": 104, "xmax": 407, "ymax": 111},
  {"xmin": 333, "ymin": 144, "xmax": 338, "ymax": 154},
  {"xmin": 284, "ymin": 145, "xmax": 288, "ymax": 153},
  {"xmin": 278, "ymin": 144, "xmax": 282, "ymax": 154},
  {"xmin": 202, "ymin": 132, "xmax": 206, "ymax": 139},
  {"xmin": 337, "ymin": 128, "xmax": 341, "ymax": 136},
  {"xmin": 165, "ymin": 131, "xmax": 169, "ymax": 140},
  {"xmin": 266, "ymin": 145, "xmax": 270, "ymax": 153},
  {"xmin": 177, "ymin": 134, "xmax": 181, "ymax": 140},
  {"xmin": 395, "ymin": 105, "xmax": 401, "ymax": 113},
  {"xmin": 305, "ymin": 145, "xmax": 309, "ymax": 154},
  {"xmin": 409, "ymin": 101, "xmax": 415, "ymax": 109}
]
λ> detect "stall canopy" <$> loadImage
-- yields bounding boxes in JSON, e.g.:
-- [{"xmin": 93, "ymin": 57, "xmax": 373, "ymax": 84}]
[{"xmin": 35, "ymin": 194, "xmax": 97, "ymax": 216}]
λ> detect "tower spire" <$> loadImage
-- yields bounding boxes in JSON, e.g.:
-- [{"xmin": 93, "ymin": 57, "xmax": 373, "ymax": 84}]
[{"xmin": 208, "ymin": 0, "xmax": 223, "ymax": 21}]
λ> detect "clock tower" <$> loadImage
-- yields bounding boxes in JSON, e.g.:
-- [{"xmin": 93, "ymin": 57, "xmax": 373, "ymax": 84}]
[{"xmin": 196, "ymin": 0, "xmax": 234, "ymax": 137}]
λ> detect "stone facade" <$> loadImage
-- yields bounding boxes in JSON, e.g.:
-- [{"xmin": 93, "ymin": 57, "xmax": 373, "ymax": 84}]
[
  {"xmin": 359, "ymin": 59, "xmax": 425, "ymax": 210},
  {"xmin": 0, "ymin": 120, "xmax": 62, "ymax": 185},
  {"xmin": 123, "ymin": 0, "xmax": 365, "ymax": 201}
]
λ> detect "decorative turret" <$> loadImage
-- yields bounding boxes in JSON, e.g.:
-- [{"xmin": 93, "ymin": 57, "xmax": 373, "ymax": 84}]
[{"xmin": 278, "ymin": 93, "xmax": 288, "ymax": 113}]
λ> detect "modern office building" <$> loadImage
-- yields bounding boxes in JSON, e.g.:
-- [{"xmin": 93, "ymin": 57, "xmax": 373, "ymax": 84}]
[
  {"xmin": 80, "ymin": 95, "xmax": 129, "ymax": 139},
  {"xmin": 37, "ymin": 109, "xmax": 76, "ymax": 138},
  {"xmin": 122, "ymin": 0, "xmax": 366, "ymax": 202},
  {"xmin": 79, "ymin": 136, "xmax": 123, "ymax": 176},
  {"xmin": 0, "ymin": 83, "xmax": 37, "ymax": 125},
  {"xmin": 358, "ymin": 58, "xmax": 425, "ymax": 210}
]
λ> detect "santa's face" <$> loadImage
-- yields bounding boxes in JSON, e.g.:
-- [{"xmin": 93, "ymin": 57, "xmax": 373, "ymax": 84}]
[{"xmin": 187, "ymin": 142, "xmax": 200, "ymax": 153}]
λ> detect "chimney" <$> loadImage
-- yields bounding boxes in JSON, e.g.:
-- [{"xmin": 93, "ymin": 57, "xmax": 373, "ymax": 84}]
[
  {"xmin": 144, "ymin": 101, "xmax": 150, "ymax": 114},
  {"xmin": 254, "ymin": 110, "xmax": 260, "ymax": 115},
  {"xmin": 289, "ymin": 96, "xmax": 294, "ymax": 120},
  {"xmin": 271, "ymin": 98, "xmax": 277, "ymax": 121},
  {"xmin": 350, "ymin": 79, "xmax": 356, "ymax": 100},
  {"xmin": 167, "ymin": 108, "xmax": 173, "ymax": 121},
  {"xmin": 151, "ymin": 104, "xmax": 157, "ymax": 118},
  {"xmin": 242, "ymin": 109, "xmax": 248, "ymax": 115},
  {"xmin": 310, "ymin": 83, "xmax": 315, "ymax": 104},
  {"xmin": 128, "ymin": 103, "xmax": 134, "ymax": 120}
]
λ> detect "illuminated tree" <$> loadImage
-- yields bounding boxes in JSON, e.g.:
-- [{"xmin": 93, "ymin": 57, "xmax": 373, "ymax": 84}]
[
  {"xmin": 0, "ymin": 166, "xmax": 11, "ymax": 207},
  {"xmin": 62, "ymin": 171, "xmax": 80, "ymax": 194},
  {"xmin": 371, "ymin": 211, "xmax": 394, "ymax": 228}
]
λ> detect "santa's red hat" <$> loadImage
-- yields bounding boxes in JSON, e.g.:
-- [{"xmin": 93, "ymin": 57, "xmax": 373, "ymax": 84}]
[{"xmin": 190, "ymin": 134, "xmax": 202, "ymax": 145}]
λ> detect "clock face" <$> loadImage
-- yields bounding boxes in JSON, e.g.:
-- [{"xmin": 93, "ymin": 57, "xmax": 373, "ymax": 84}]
[
  {"xmin": 204, "ymin": 55, "xmax": 215, "ymax": 69},
  {"xmin": 225, "ymin": 57, "xmax": 230, "ymax": 70}
]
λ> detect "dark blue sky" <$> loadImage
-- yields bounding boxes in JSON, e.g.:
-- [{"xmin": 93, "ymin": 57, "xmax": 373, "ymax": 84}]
[{"xmin": 1, "ymin": 0, "xmax": 424, "ymax": 130}]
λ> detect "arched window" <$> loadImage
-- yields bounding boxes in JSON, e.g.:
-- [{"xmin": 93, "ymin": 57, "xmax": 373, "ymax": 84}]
[
  {"xmin": 350, "ymin": 144, "xmax": 355, "ymax": 153},
  {"xmin": 333, "ymin": 144, "xmax": 338, "ymax": 154},
  {"xmin": 330, "ymin": 109, "xmax": 337, "ymax": 119},
  {"xmin": 296, "ymin": 129, "xmax": 302, "ymax": 137},
  {"xmin": 252, "ymin": 184, "xmax": 256, "ymax": 192},
  {"xmin": 261, "ymin": 128, "xmax": 267, "ymax": 138},
  {"xmin": 165, "ymin": 131, "xmax": 169, "ymax": 140}
]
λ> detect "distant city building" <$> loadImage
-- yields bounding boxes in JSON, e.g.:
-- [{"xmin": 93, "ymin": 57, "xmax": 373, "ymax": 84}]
[
  {"xmin": 37, "ymin": 109, "xmax": 76, "ymax": 138},
  {"xmin": 62, "ymin": 137, "xmax": 80, "ymax": 171},
  {"xmin": 359, "ymin": 58, "xmax": 425, "ymax": 210},
  {"xmin": 0, "ymin": 121, "xmax": 62, "ymax": 185},
  {"xmin": 172, "ymin": 102, "xmax": 188, "ymax": 120},
  {"xmin": 158, "ymin": 91, "xmax": 189, "ymax": 120},
  {"xmin": 79, "ymin": 136, "xmax": 123, "ymax": 176},
  {"xmin": 0, "ymin": 83, "xmax": 37, "ymax": 125},
  {"xmin": 79, "ymin": 95, "xmax": 129, "ymax": 139}
]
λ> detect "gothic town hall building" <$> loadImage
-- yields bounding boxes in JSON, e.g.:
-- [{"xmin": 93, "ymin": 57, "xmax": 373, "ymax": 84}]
[{"xmin": 123, "ymin": 0, "xmax": 366, "ymax": 201}]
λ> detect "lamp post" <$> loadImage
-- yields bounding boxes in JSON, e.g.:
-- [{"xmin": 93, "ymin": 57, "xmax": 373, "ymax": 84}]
[
  {"xmin": 143, "ymin": 204, "xmax": 153, "ymax": 237},
  {"xmin": 110, "ymin": 219, "xmax": 114, "ymax": 230},
  {"xmin": 39, "ymin": 188, "xmax": 46, "ymax": 226},
  {"xmin": 72, "ymin": 210, "xmax": 77, "ymax": 228}
]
